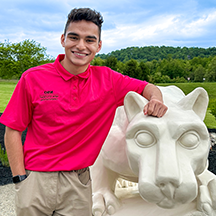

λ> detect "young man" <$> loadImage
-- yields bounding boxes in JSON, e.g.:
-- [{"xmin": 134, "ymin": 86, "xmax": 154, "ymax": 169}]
[{"xmin": 0, "ymin": 8, "xmax": 167, "ymax": 216}]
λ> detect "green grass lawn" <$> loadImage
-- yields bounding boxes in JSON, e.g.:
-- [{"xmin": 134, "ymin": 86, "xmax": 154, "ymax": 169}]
[
  {"xmin": 0, "ymin": 81, "xmax": 216, "ymax": 129},
  {"xmin": 158, "ymin": 82, "xmax": 216, "ymax": 99},
  {"xmin": 158, "ymin": 82, "xmax": 216, "ymax": 129},
  {"xmin": 0, "ymin": 80, "xmax": 18, "ymax": 112}
]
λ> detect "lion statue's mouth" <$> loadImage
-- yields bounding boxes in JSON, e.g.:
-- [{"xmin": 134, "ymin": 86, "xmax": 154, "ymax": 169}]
[
  {"xmin": 157, "ymin": 197, "xmax": 175, "ymax": 208},
  {"xmin": 139, "ymin": 187, "xmax": 184, "ymax": 209},
  {"xmin": 138, "ymin": 180, "xmax": 197, "ymax": 209},
  {"xmin": 157, "ymin": 182, "xmax": 176, "ymax": 208}
]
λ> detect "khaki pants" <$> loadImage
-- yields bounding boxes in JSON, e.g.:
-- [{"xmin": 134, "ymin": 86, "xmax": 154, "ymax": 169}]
[{"xmin": 15, "ymin": 168, "xmax": 92, "ymax": 216}]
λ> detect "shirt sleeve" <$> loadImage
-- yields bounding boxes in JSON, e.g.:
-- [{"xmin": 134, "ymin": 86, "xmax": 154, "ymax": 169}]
[
  {"xmin": 111, "ymin": 70, "xmax": 148, "ymax": 107},
  {"xmin": 0, "ymin": 73, "xmax": 33, "ymax": 131}
]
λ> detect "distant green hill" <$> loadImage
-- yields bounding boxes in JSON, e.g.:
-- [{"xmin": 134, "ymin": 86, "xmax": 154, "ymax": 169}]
[{"xmin": 97, "ymin": 46, "xmax": 216, "ymax": 62}]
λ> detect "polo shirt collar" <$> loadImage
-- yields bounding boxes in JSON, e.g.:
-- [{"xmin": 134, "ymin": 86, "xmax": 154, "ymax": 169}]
[{"xmin": 54, "ymin": 54, "xmax": 90, "ymax": 81}]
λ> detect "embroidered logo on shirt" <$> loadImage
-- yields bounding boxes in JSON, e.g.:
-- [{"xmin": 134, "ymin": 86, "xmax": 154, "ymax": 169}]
[{"xmin": 40, "ymin": 91, "xmax": 59, "ymax": 101}]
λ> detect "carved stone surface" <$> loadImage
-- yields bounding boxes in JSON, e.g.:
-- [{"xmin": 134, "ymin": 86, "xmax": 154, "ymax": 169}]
[{"xmin": 91, "ymin": 86, "xmax": 216, "ymax": 216}]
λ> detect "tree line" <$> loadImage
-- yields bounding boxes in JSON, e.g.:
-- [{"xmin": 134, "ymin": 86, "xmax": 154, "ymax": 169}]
[
  {"xmin": 97, "ymin": 46, "xmax": 216, "ymax": 62},
  {"xmin": 92, "ymin": 54, "xmax": 216, "ymax": 83},
  {"xmin": 0, "ymin": 40, "xmax": 216, "ymax": 83}
]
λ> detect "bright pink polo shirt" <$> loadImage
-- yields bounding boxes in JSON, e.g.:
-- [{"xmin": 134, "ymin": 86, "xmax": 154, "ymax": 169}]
[{"xmin": 0, "ymin": 54, "xmax": 148, "ymax": 171}]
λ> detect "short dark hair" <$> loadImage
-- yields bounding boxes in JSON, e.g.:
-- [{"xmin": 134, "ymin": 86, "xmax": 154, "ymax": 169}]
[{"xmin": 64, "ymin": 8, "xmax": 104, "ymax": 41}]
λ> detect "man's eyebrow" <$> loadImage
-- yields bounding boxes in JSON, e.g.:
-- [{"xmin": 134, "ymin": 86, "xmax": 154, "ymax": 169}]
[
  {"xmin": 67, "ymin": 32, "xmax": 79, "ymax": 37},
  {"xmin": 67, "ymin": 32, "xmax": 97, "ymax": 40},
  {"xmin": 86, "ymin": 35, "xmax": 97, "ymax": 40}
]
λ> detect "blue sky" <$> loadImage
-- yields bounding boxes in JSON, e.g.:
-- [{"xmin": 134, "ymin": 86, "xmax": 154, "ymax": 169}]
[{"xmin": 1, "ymin": 0, "xmax": 216, "ymax": 58}]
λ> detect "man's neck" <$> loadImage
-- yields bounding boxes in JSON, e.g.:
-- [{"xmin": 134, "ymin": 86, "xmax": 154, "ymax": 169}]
[{"xmin": 60, "ymin": 59, "xmax": 89, "ymax": 75}]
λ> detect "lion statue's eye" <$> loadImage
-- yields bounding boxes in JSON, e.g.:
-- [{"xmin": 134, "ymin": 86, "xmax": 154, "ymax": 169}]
[
  {"xmin": 135, "ymin": 131, "xmax": 156, "ymax": 148},
  {"xmin": 178, "ymin": 131, "xmax": 200, "ymax": 149}
]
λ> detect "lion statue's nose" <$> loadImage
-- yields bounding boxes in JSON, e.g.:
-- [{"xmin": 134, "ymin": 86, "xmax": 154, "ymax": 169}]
[{"xmin": 159, "ymin": 182, "xmax": 176, "ymax": 199}]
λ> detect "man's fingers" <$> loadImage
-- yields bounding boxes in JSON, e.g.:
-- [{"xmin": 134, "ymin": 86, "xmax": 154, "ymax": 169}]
[
  {"xmin": 159, "ymin": 106, "xmax": 168, "ymax": 117},
  {"xmin": 145, "ymin": 102, "xmax": 155, "ymax": 116},
  {"xmin": 143, "ymin": 100, "xmax": 168, "ymax": 117},
  {"xmin": 143, "ymin": 104, "xmax": 148, "ymax": 115}
]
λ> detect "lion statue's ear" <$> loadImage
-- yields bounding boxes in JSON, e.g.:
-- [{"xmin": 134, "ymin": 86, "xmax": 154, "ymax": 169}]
[
  {"xmin": 177, "ymin": 87, "xmax": 209, "ymax": 121},
  {"xmin": 124, "ymin": 91, "xmax": 149, "ymax": 122}
]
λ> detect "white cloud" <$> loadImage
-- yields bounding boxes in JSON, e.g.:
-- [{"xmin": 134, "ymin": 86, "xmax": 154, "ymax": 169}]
[
  {"xmin": 1, "ymin": 0, "xmax": 216, "ymax": 57},
  {"xmin": 180, "ymin": 10, "xmax": 216, "ymax": 37},
  {"xmin": 101, "ymin": 9, "xmax": 216, "ymax": 53}
]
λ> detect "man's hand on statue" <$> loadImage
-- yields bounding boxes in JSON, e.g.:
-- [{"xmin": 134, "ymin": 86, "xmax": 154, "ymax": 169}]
[{"xmin": 143, "ymin": 98, "xmax": 168, "ymax": 117}]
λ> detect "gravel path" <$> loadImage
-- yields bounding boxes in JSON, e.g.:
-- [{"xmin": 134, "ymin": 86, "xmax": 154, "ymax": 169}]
[{"xmin": 0, "ymin": 184, "xmax": 15, "ymax": 216}]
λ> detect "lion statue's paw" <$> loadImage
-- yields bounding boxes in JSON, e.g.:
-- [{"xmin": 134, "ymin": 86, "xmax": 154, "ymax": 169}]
[
  {"xmin": 92, "ymin": 190, "xmax": 121, "ymax": 216},
  {"xmin": 197, "ymin": 177, "xmax": 216, "ymax": 216}
]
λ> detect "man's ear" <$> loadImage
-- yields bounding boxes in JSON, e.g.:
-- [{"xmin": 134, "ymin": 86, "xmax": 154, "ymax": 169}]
[
  {"xmin": 61, "ymin": 34, "xmax": 65, "ymax": 48},
  {"xmin": 97, "ymin": 40, "xmax": 102, "ymax": 53}
]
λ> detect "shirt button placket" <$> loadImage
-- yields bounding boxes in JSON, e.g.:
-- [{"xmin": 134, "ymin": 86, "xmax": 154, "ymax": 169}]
[{"xmin": 71, "ymin": 76, "xmax": 78, "ymax": 107}]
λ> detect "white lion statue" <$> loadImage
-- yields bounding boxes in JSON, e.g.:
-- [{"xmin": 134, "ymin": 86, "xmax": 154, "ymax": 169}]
[{"xmin": 91, "ymin": 86, "xmax": 216, "ymax": 216}]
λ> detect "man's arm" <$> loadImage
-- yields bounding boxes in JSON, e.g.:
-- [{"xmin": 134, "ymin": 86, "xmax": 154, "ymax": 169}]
[
  {"xmin": 142, "ymin": 83, "xmax": 168, "ymax": 117},
  {"xmin": 4, "ymin": 126, "xmax": 26, "ymax": 176}
]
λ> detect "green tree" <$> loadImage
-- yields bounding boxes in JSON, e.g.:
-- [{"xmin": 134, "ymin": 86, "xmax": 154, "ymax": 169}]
[
  {"xmin": 172, "ymin": 77, "xmax": 187, "ymax": 83},
  {"xmin": 152, "ymin": 72, "xmax": 162, "ymax": 83},
  {"xmin": 0, "ymin": 39, "xmax": 53, "ymax": 79},
  {"xmin": 123, "ymin": 59, "xmax": 139, "ymax": 78},
  {"xmin": 160, "ymin": 75, "xmax": 171, "ymax": 83},
  {"xmin": 194, "ymin": 65, "xmax": 206, "ymax": 82},
  {"xmin": 104, "ymin": 56, "xmax": 118, "ymax": 70},
  {"xmin": 145, "ymin": 60, "xmax": 158, "ymax": 75},
  {"xmin": 160, "ymin": 58, "xmax": 185, "ymax": 79},
  {"xmin": 97, "ymin": 46, "xmax": 216, "ymax": 62},
  {"xmin": 116, "ymin": 61, "xmax": 125, "ymax": 74},
  {"xmin": 205, "ymin": 56, "xmax": 216, "ymax": 82},
  {"xmin": 91, "ymin": 57, "xmax": 104, "ymax": 66},
  {"xmin": 139, "ymin": 61, "xmax": 150, "ymax": 81}
]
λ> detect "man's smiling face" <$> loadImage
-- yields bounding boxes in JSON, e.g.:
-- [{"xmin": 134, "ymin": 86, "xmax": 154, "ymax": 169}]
[{"xmin": 61, "ymin": 20, "xmax": 102, "ymax": 75}]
